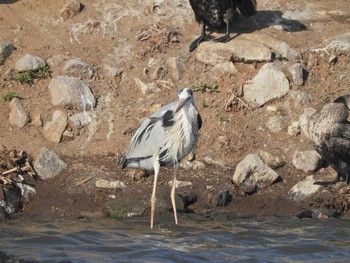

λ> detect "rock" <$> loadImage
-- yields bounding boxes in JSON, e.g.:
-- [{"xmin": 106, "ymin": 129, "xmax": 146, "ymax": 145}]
[
  {"xmin": 209, "ymin": 190, "xmax": 233, "ymax": 206},
  {"xmin": 32, "ymin": 114, "xmax": 43, "ymax": 127},
  {"xmin": 167, "ymin": 180, "xmax": 192, "ymax": 188},
  {"xmin": 288, "ymin": 175, "xmax": 321, "ymax": 201},
  {"xmin": 326, "ymin": 33, "xmax": 350, "ymax": 54},
  {"xmin": 8, "ymin": 98, "xmax": 30, "ymax": 128},
  {"xmin": 288, "ymin": 121, "xmax": 300, "ymax": 136},
  {"xmin": 48, "ymin": 76, "xmax": 96, "ymax": 110},
  {"xmin": 34, "ymin": 147, "xmax": 67, "ymax": 180},
  {"xmin": 46, "ymin": 54, "xmax": 70, "ymax": 68},
  {"xmin": 292, "ymin": 150, "xmax": 325, "ymax": 173},
  {"xmin": 16, "ymin": 182, "xmax": 36, "ymax": 203},
  {"xmin": 2, "ymin": 185, "xmax": 22, "ymax": 215},
  {"xmin": 104, "ymin": 65, "xmax": 123, "ymax": 77},
  {"xmin": 95, "ymin": 179, "xmax": 126, "ymax": 189},
  {"xmin": 289, "ymin": 90, "xmax": 312, "ymax": 108},
  {"xmin": 299, "ymin": 107, "xmax": 316, "ymax": 138},
  {"xmin": 105, "ymin": 197, "xmax": 147, "ymax": 218},
  {"xmin": 0, "ymin": 42, "xmax": 15, "ymax": 60},
  {"xmin": 288, "ymin": 63, "xmax": 304, "ymax": 85},
  {"xmin": 211, "ymin": 62, "xmax": 237, "ymax": 76},
  {"xmin": 259, "ymin": 151, "xmax": 285, "ymax": 169},
  {"xmin": 243, "ymin": 63, "xmax": 290, "ymax": 107},
  {"xmin": 134, "ymin": 77, "xmax": 160, "ymax": 95},
  {"xmin": 68, "ymin": 111, "xmax": 92, "ymax": 129},
  {"xmin": 180, "ymin": 160, "xmax": 205, "ymax": 170},
  {"xmin": 43, "ymin": 110, "xmax": 67, "ymax": 143},
  {"xmin": 239, "ymin": 33, "xmax": 301, "ymax": 61},
  {"xmin": 202, "ymin": 156, "xmax": 227, "ymax": 169},
  {"xmin": 232, "ymin": 154, "xmax": 280, "ymax": 194},
  {"xmin": 15, "ymin": 54, "xmax": 46, "ymax": 72},
  {"xmin": 177, "ymin": 192, "xmax": 198, "ymax": 209},
  {"xmin": 61, "ymin": 58, "xmax": 94, "ymax": 79},
  {"xmin": 266, "ymin": 115, "xmax": 286, "ymax": 133},
  {"xmin": 59, "ymin": 0, "xmax": 82, "ymax": 20},
  {"xmin": 196, "ymin": 40, "xmax": 272, "ymax": 66},
  {"xmin": 167, "ymin": 57, "xmax": 185, "ymax": 81}
]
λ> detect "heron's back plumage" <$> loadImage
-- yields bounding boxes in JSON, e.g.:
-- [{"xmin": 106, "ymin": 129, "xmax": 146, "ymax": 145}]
[{"xmin": 121, "ymin": 92, "xmax": 201, "ymax": 171}]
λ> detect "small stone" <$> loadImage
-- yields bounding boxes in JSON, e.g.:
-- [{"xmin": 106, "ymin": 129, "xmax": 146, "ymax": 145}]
[
  {"xmin": 104, "ymin": 65, "xmax": 123, "ymax": 77},
  {"xmin": 180, "ymin": 160, "xmax": 205, "ymax": 170},
  {"xmin": 68, "ymin": 111, "xmax": 92, "ymax": 129},
  {"xmin": 15, "ymin": 54, "xmax": 46, "ymax": 72},
  {"xmin": 43, "ymin": 110, "xmax": 67, "ymax": 143},
  {"xmin": 32, "ymin": 114, "xmax": 43, "ymax": 127},
  {"xmin": 232, "ymin": 154, "xmax": 280, "ymax": 194},
  {"xmin": 105, "ymin": 198, "xmax": 147, "ymax": 218},
  {"xmin": 59, "ymin": 0, "xmax": 82, "ymax": 20},
  {"xmin": 16, "ymin": 183, "xmax": 36, "ymax": 203},
  {"xmin": 266, "ymin": 115, "xmax": 286, "ymax": 133},
  {"xmin": 288, "ymin": 121, "xmax": 300, "ymax": 136},
  {"xmin": 168, "ymin": 180, "xmax": 192, "ymax": 188},
  {"xmin": 34, "ymin": 147, "xmax": 66, "ymax": 180},
  {"xmin": 95, "ymin": 179, "xmax": 126, "ymax": 189},
  {"xmin": 177, "ymin": 192, "xmax": 198, "ymax": 209},
  {"xmin": 259, "ymin": 151, "xmax": 285, "ymax": 169},
  {"xmin": 0, "ymin": 42, "xmax": 15, "ymax": 60},
  {"xmin": 48, "ymin": 76, "xmax": 96, "ymax": 111},
  {"xmin": 243, "ymin": 63, "xmax": 290, "ymax": 107},
  {"xmin": 8, "ymin": 98, "xmax": 30, "ymax": 128},
  {"xmin": 134, "ymin": 77, "xmax": 160, "ymax": 95},
  {"xmin": 62, "ymin": 58, "xmax": 94, "ymax": 79},
  {"xmin": 167, "ymin": 57, "xmax": 185, "ymax": 81},
  {"xmin": 211, "ymin": 62, "xmax": 237, "ymax": 76},
  {"xmin": 289, "ymin": 90, "xmax": 312, "ymax": 108},
  {"xmin": 288, "ymin": 175, "xmax": 321, "ymax": 201},
  {"xmin": 288, "ymin": 63, "xmax": 304, "ymax": 85},
  {"xmin": 292, "ymin": 150, "xmax": 325, "ymax": 173},
  {"xmin": 209, "ymin": 190, "xmax": 233, "ymax": 206},
  {"xmin": 46, "ymin": 55, "xmax": 70, "ymax": 68}
]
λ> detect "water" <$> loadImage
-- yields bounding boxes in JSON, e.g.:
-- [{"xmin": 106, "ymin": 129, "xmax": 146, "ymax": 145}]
[{"xmin": 1, "ymin": 215, "xmax": 350, "ymax": 262}]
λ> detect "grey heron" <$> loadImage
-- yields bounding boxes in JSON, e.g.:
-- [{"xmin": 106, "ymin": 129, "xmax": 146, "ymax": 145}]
[
  {"xmin": 120, "ymin": 88, "xmax": 202, "ymax": 228},
  {"xmin": 308, "ymin": 94, "xmax": 350, "ymax": 186},
  {"xmin": 188, "ymin": 0, "xmax": 257, "ymax": 52}
]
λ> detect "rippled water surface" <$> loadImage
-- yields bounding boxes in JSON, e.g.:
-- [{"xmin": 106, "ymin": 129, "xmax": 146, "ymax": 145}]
[{"xmin": 1, "ymin": 215, "xmax": 350, "ymax": 262}]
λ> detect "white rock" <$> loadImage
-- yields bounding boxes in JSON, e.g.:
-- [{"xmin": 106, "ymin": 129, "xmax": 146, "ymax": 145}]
[
  {"xmin": 288, "ymin": 63, "xmax": 304, "ymax": 86},
  {"xmin": 266, "ymin": 115, "xmax": 286, "ymax": 133},
  {"xmin": 292, "ymin": 150, "xmax": 324, "ymax": 173},
  {"xmin": 61, "ymin": 58, "xmax": 94, "ymax": 79},
  {"xmin": 288, "ymin": 175, "xmax": 321, "ymax": 201},
  {"xmin": 134, "ymin": 77, "xmax": 160, "ymax": 94},
  {"xmin": 244, "ymin": 63, "xmax": 290, "ymax": 107},
  {"xmin": 326, "ymin": 33, "xmax": 350, "ymax": 54},
  {"xmin": 48, "ymin": 76, "xmax": 96, "ymax": 110},
  {"xmin": 288, "ymin": 121, "xmax": 301, "ymax": 136},
  {"xmin": 95, "ymin": 179, "xmax": 126, "ymax": 189},
  {"xmin": 196, "ymin": 40, "xmax": 272, "ymax": 66},
  {"xmin": 8, "ymin": 98, "xmax": 30, "ymax": 128},
  {"xmin": 34, "ymin": 147, "xmax": 66, "ymax": 180},
  {"xmin": 15, "ymin": 54, "xmax": 46, "ymax": 72},
  {"xmin": 211, "ymin": 62, "xmax": 237, "ymax": 76},
  {"xmin": 259, "ymin": 151, "xmax": 285, "ymax": 169},
  {"xmin": 232, "ymin": 154, "xmax": 280, "ymax": 194},
  {"xmin": 68, "ymin": 111, "xmax": 92, "ymax": 129},
  {"xmin": 167, "ymin": 180, "xmax": 192, "ymax": 188},
  {"xmin": 180, "ymin": 160, "xmax": 205, "ymax": 170},
  {"xmin": 43, "ymin": 110, "xmax": 67, "ymax": 143},
  {"xmin": 167, "ymin": 57, "xmax": 185, "ymax": 81}
]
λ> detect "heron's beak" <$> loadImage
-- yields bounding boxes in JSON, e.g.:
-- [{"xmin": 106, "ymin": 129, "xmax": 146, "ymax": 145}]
[{"xmin": 175, "ymin": 97, "xmax": 190, "ymax": 113}]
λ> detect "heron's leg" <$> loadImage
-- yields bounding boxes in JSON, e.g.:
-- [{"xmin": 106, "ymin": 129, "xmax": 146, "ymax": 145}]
[
  {"xmin": 189, "ymin": 23, "xmax": 212, "ymax": 52},
  {"xmin": 171, "ymin": 164, "xmax": 179, "ymax": 225},
  {"xmin": 150, "ymin": 158, "xmax": 160, "ymax": 229},
  {"xmin": 314, "ymin": 173, "xmax": 341, "ymax": 186}
]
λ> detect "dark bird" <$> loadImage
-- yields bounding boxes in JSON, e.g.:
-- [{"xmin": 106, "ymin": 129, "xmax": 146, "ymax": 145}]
[
  {"xmin": 120, "ymin": 88, "xmax": 202, "ymax": 229},
  {"xmin": 188, "ymin": 0, "xmax": 257, "ymax": 52},
  {"xmin": 308, "ymin": 94, "xmax": 350, "ymax": 186}
]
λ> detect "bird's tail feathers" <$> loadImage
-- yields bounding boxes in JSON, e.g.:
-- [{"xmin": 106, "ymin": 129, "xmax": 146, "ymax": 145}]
[{"xmin": 236, "ymin": 0, "xmax": 257, "ymax": 17}]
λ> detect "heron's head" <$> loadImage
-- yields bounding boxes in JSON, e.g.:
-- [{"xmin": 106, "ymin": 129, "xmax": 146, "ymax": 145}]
[
  {"xmin": 334, "ymin": 94, "xmax": 350, "ymax": 110},
  {"xmin": 175, "ymin": 88, "xmax": 194, "ymax": 113}
]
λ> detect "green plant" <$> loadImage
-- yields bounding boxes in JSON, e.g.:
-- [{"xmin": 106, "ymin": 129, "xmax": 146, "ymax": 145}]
[
  {"xmin": 14, "ymin": 65, "xmax": 50, "ymax": 84},
  {"xmin": 2, "ymin": 91, "xmax": 20, "ymax": 101},
  {"xmin": 200, "ymin": 100, "xmax": 208, "ymax": 108},
  {"xmin": 192, "ymin": 81, "xmax": 219, "ymax": 93},
  {"xmin": 0, "ymin": 55, "xmax": 4, "ymax": 65},
  {"xmin": 219, "ymin": 114, "xmax": 228, "ymax": 122}
]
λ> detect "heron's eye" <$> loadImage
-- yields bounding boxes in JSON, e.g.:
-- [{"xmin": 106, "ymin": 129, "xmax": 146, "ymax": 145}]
[{"xmin": 188, "ymin": 89, "xmax": 193, "ymax": 96}]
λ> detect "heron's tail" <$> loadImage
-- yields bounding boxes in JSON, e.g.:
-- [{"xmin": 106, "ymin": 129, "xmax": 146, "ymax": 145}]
[{"xmin": 236, "ymin": 0, "xmax": 257, "ymax": 18}]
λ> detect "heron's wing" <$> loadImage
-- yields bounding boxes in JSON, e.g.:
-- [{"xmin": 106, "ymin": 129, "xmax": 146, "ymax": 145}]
[{"xmin": 326, "ymin": 123, "xmax": 350, "ymax": 163}]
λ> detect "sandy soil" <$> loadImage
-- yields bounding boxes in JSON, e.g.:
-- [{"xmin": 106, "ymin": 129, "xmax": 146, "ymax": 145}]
[{"xmin": 0, "ymin": 0, "xmax": 350, "ymax": 220}]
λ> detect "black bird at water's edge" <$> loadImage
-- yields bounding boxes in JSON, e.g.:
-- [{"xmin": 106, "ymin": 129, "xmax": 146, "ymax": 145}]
[
  {"xmin": 188, "ymin": 0, "xmax": 257, "ymax": 52},
  {"xmin": 308, "ymin": 94, "xmax": 350, "ymax": 186}
]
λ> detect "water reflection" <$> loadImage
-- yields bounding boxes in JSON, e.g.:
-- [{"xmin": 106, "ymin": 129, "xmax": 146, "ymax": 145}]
[{"xmin": 0, "ymin": 216, "xmax": 349, "ymax": 262}]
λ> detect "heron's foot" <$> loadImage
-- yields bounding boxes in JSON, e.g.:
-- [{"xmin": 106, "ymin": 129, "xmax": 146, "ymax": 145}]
[
  {"xmin": 214, "ymin": 34, "xmax": 231, "ymax": 43},
  {"xmin": 189, "ymin": 35, "xmax": 212, "ymax": 52}
]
